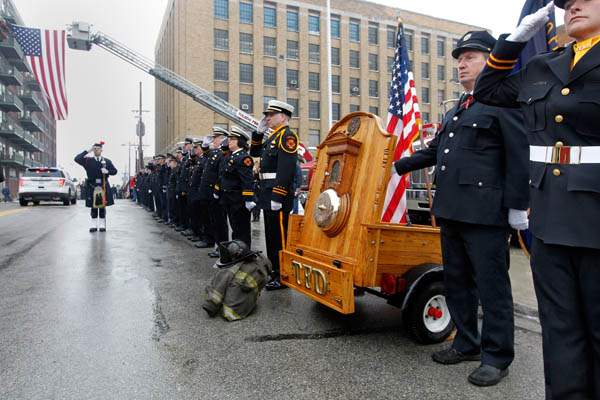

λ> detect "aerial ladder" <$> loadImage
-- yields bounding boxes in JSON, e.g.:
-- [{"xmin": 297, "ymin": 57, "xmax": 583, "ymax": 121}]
[{"xmin": 66, "ymin": 21, "xmax": 263, "ymax": 136}]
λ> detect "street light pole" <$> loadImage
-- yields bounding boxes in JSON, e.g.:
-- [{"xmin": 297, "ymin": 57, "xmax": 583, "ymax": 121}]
[{"xmin": 133, "ymin": 82, "xmax": 150, "ymax": 174}]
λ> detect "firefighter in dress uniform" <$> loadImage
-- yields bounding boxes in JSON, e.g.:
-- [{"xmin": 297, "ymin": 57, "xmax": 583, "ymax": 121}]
[
  {"xmin": 188, "ymin": 139, "xmax": 205, "ymax": 242},
  {"xmin": 74, "ymin": 142, "xmax": 118, "ymax": 232},
  {"xmin": 250, "ymin": 100, "xmax": 299, "ymax": 291},
  {"xmin": 393, "ymin": 32, "xmax": 530, "ymax": 386},
  {"xmin": 167, "ymin": 153, "xmax": 179, "ymax": 225},
  {"xmin": 474, "ymin": 1, "xmax": 600, "ymax": 397},
  {"xmin": 214, "ymin": 126, "xmax": 256, "ymax": 248},
  {"xmin": 176, "ymin": 138, "xmax": 193, "ymax": 233},
  {"xmin": 194, "ymin": 138, "xmax": 214, "ymax": 248}
]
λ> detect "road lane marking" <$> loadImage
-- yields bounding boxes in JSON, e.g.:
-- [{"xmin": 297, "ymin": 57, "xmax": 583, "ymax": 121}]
[{"xmin": 0, "ymin": 208, "xmax": 26, "ymax": 218}]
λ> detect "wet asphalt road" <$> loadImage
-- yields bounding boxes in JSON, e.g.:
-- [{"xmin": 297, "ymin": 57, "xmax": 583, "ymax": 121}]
[{"xmin": 0, "ymin": 200, "xmax": 545, "ymax": 400}]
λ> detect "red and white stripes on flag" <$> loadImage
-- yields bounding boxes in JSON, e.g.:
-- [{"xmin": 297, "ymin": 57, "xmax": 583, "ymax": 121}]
[
  {"xmin": 381, "ymin": 23, "xmax": 421, "ymax": 224},
  {"xmin": 10, "ymin": 25, "xmax": 68, "ymax": 120}
]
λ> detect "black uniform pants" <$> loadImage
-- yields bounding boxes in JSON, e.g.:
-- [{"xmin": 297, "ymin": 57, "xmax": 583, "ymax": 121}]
[
  {"xmin": 168, "ymin": 193, "xmax": 177, "ymax": 223},
  {"xmin": 224, "ymin": 203, "xmax": 251, "ymax": 248},
  {"xmin": 90, "ymin": 208, "xmax": 106, "ymax": 218},
  {"xmin": 160, "ymin": 191, "xmax": 167, "ymax": 220},
  {"xmin": 189, "ymin": 199, "xmax": 202, "ymax": 236},
  {"xmin": 263, "ymin": 209, "xmax": 289, "ymax": 278},
  {"xmin": 439, "ymin": 219, "xmax": 514, "ymax": 370},
  {"xmin": 198, "ymin": 200, "xmax": 213, "ymax": 244},
  {"xmin": 531, "ymin": 237, "xmax": 600, "ymax": 400},
  {"xmin": 177, "ymin": 193, "xmax": 188, "ymax": 228},
  {"xmin": 154, "ymin": 191, "xmax": 162, "ymax": 217},
  {"xmin": 209, "ymin": 198, "xmax": 228, "ymax": 245}
]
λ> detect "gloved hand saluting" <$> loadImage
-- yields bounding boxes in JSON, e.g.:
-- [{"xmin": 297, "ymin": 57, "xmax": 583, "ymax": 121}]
[
  {"xmin": 245, "ymin": 201, "xmax": 256, "ymax": 211},
  {"xmin": 509, "ymin": 209, "xmax": 529, "ymax": 231},
  {"xmin": 507, "ymin": 1, "xmax": 554, "ymax": 43},
  {"xmin": 271, "ymin": 201, "xmax": 282, "ymax": 211}
]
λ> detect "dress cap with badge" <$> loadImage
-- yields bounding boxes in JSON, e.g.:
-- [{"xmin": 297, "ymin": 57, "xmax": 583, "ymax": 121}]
[
  {"xmin": 554, "ymin": 0, "xmax": 566, "ymax": 8},
  {"xmin": 263, "ymin": 100, "xmax": 294, "ymax": 117},
  {"xmin": 212, "ymin": 126, "xmax": 229, "ymax": 137},
  {"xmin": 452, "ymin": 30, "xmax": 497, "ymax": 59},
  {"xmin": 184, "ymin": 137, "xmax": 194, "ymax": 144}
]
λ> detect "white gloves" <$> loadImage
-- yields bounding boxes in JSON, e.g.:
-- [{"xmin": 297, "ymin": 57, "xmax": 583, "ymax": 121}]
[
  {"xmin": 271, "ymin": 201, "xmax": 282, "ymax": 211},
  {"xmin": 148, "ymin": 189, "xmax": 152, "ymax": 194},
  {"xmin": 101, "ymin": 167, "xmax": 109, "ymax": 174},
  {"xmin": 509, "ymin": 209, "xmax": 529, "ymax": 231},
  {"xmin": 507, "ymin": 2, "xmax": 554, "ymax": 43},
  {"xmin": 257, "ymin": 117, "xmax": 269, "ymax": 135},
  {"xmin": 213, "ymin": 193, "xmax": 219, "ymax": 199},
  {"xmin": 245, "ymin": 201, "xmax": 256, "ymax": 211}
]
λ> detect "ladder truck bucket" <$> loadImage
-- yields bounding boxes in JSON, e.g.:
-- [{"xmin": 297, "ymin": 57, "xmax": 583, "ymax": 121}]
[{"xmin": 67, "ymin": 21, "xmax": 93, "ymax": 51}]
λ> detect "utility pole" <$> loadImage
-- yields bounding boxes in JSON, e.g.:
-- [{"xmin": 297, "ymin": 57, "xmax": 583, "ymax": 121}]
[{"xmin": 133, "ymin": 82, "xmax": 150, "ymax": 173}]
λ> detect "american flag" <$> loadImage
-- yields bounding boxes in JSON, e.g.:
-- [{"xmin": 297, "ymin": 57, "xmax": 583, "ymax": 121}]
[
  {"xmin": 381, "ymin": 22, "xmax": 421, "ymax": 224},
  {"xmin": 10, "ymin": 24, "xmax": 68, "ymax": 120}
]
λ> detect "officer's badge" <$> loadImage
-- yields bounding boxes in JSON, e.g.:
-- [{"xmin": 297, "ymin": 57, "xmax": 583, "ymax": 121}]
[
  {"xmin": 243, "ymin": 157, "xmax": 253, "ymax": 167},
  {"xmin": 463, "ymin": 33, "xmax": 471, "ymax": 41}
]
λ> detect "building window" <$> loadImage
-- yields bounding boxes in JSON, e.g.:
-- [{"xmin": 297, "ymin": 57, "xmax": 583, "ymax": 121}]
[
  {"xmin": 264, "ymin": 36, "xmax": 276, "ymax": 57},
  {"xmin": 214, "ymin": 29, "xmax": 229, "ymax": 50},
  {"xmin": 287, "ymin": 40, "xmax": 299, "ymax": 59},
  {"xmin": 422, "ymin": 62, "xmax": 430, "ymax": 79},
  {"xmin": 437, "ymin": 36, "xmax": 446, "ymax": 57},
  {"xmin": 309, "ymin": 129, "xmax": 320, "ymax": 147},
  {"xmin": 437, "ymin": 89, "xmax": 445, "ymax": 104},
  {"xmin": 453, "ymin": 38, "xmax": 460, "ymax": 48},
  {"xmin": 369, "ymin": 80, "xmax": 379, "ymax": 97},
  {"xmin": 330, "ymin": 15, "xmax": 341, "ymax": 38},
  {"xmin": 422, "ymin": 112, "xmax": 430, "ymax": 122},
  {"xmin": 331, "ymin": 75, "xmax": 340, "ymax": 93},
  {"xmin": 405, "ymin": 29, "xmax": 414, "ymax": 51},
  {"xmin": 368, "ymin": 53, "xmax": 378, "ymax": 71},
  {"xmin": 309, "ymin": 100, "xmax": 320, "ymax": 119},
  {"xmin": 214, "ymin": 0, "xmax": 229, "ymax": 20},
  {"xmin": 309, "ymin": 72, "xmax": 320, "ymax": 91},
  {"xmin": 287, "ymin": 98, "xmax": 299, "ymax": 117},
  {"xmin": 264, "ymin": 66, "xmax": 276, "ymax": 86},
  {"xmin": 350, "ymin": 104, "xmax": 360, "ymax": 112},
  {"xmin": 332, "ymin": 103, "xmax": 341, "ymax": 121},
  {"xmin": 350, "ymin": 77, "xmax": 360, "ymax": 95},
  {"xmin": 331, "ymin": 47, "xmax": 340, "ymax": 65},
  {"xmin": 214, "ymin": 60, "xmax": 229, "ymax": 81},
  {"xmin": 240, "ymin": 32, "xmax": 253, "ymax": 54},
  {"xmin": 437, "ymin": 65, "xmax": 446, "ymax": 81},
  {"xmin": 349, "ymin": 50, "xmax": 360, "ymax": 68},
  {"xmin": 240, "ymin": 63, "xmax": 253, "ymax": 84},
  {"xmin": 240, "ymin": 93, "xmax": 253, "ymax": 113},
  {"xmin": 387, "ymin": 26, "xmax": 396, "ymax": 48},
  {"xmin": 263, "ymin": 95, "xmax": 276, "ymax": 109},
  {"xmin": 421, "ymin": 33, "xmax": 430, "ymax": 54},
  {"xmin": 349, "ymin": 19, "xmax": 360, "ymax": 42},
  {"xmin": 287, "ymin": 69, "xmax": 299, "ymax": 88},
  {"xmin": 452, "ymin": 68, "xmax": 459, "ymax": 82},
  {"xmin": 308, "ymin": 12, "xmax": 320, "ymax": 34},
  {"xmin": 387, "ymin": 56, "xmax": 395, "ymax": 72},
  {"xmin": 264, "ymin": 3, "xmax": 276, "ymax": 27},
  {"xmin": 215, "ymin": 91, "xmax": 229, "ymax": 102},
  {"xmin": 368, "ymin": 22, "xmax": 378, "ymax": 45},
  {"xmin": 422, "ymin": 87, "xmax": 430, "ymax": 103},
  {"xmin": 287, "ymin": 8, "xmax": 299, "ymax": 32},
  {"xmin": 240, "ymin": 1, "xmax": 253, "ymax": 24},
  {"xmin": 309, "ymin": 44, "xmax": 320, "ymax": 63},
  {"xmin": 369, "ymin": 106, "xmax": 379, "ymax": 115}
]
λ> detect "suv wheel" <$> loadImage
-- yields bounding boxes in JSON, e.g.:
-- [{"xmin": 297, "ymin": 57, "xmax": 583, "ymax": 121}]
[{"xmin": 19, "ymin": 198, "xmax": 28, "ymax": 207}]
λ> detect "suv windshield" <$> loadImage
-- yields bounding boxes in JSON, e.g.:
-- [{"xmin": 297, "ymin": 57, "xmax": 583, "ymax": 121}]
[{"xmin": 24, "ymin": 168, "xmax": 64, "ymax": 178}]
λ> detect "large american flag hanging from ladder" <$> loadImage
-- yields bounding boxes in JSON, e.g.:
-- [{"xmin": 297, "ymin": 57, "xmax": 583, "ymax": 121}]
[
  {"xmin": 10, "ymin": 24, "xmax": 68, "ymax": 120},
  {"xmin": 381, "ymin": 21, "xmax": 422, "ymax": 224}
]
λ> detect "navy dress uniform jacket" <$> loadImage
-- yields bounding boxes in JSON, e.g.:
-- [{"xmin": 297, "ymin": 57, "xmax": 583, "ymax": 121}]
[
  {"xmin": 250, "ymin": 125, "xmax": 298, "ymax": 211},
  {"xmin": 199, "ymin": 149, "xmax": 223, "ymax": 202},
  {"xmin": 394, "ymin": 100, "xmax": 530, "ymax": 227},
  {"xmin": 74, "ymin": 151, "xmax": 118, "ymax": 207},
  {"xmin": 215, "ymin": 148, "xmax": 255, "ymax": 206},
  {"xmin": 475, "ymin": 36, "xmax": 600, "ymax": 249}
]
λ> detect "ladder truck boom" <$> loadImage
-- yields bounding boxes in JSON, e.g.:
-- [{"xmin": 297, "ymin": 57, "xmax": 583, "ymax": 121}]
[{"xmin": 66, "ymin": 21, "xmax": 261, "ymax": 133}]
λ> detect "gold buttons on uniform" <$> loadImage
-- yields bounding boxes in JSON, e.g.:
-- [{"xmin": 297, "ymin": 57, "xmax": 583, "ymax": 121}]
[
  {"xmin": 555, "ymin": 115, "xmax": 564, "ymax": 123},
  {"xmin": 561, "ymin": 88, "xmax": 570, "ymax": 96},
  {"xmin": 553, "ymin": 168, "xmax": 561, "ymax": 177},
  {"xmin": 555, "ymin": 141, "xmax": 564, "ymax": 147}
]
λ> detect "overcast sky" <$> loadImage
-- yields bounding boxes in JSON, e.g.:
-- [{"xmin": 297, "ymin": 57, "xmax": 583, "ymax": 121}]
[{"xmin": 14, "ymin": 0, "xmax": 565, "ymax": 181}]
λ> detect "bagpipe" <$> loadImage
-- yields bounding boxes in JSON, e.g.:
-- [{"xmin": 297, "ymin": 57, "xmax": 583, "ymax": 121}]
[{"xmin": 92, "ymin": 159, "xmax": 108, "ymax": 209}]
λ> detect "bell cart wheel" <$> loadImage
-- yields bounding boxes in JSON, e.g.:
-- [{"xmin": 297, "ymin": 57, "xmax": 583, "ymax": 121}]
[{"xmin": 403, "ymin": 281, "xmax": 454, "ymax": 344}]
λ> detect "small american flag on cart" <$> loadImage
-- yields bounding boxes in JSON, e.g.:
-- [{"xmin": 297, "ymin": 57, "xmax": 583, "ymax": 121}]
[
  {"xmin": 10, "ymin": 24, "xmax": 68, "ymax": 120},
  {"xmin": 381, "ymin": 21, "xmax": 421, "ymax": 224}
]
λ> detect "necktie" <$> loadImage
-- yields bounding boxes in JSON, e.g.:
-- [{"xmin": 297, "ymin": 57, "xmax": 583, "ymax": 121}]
[{"xmin": 460, "ymin": 94, "xmax": 474, "ymax": 110}]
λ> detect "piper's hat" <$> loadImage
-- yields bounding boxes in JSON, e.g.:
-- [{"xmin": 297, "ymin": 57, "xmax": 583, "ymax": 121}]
[
  {"xmin": 92, "ymin": 141, "xmax": 105, "ymax": 148},
  {"xmin": 228, "ymin": 125, "xmax": 249, "ymax": 141},
  {"xmin": 452, "ymin": 30, "xmax": 497, "ymax": 59},
  {"xmin": 263, "ymin": 100, "xmax": 294, "ymax": 117},
  {"xmin": 212, "ymin": 126, "xmax": 229, "ymax": 137},
  {"xmin": 184, "ymin": 137, "xmax": 194, "ymax": 144}
]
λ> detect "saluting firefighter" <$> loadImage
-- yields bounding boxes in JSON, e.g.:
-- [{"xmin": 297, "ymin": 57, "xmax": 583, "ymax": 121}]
[
  {"xmin": 475, "ymin": 1, "xmax": 600, "ymax": 398},
  {"xmin": 393, "ymin": 32, "xmax": 530, "ymax": 386},
  {"xmin": 74, "ymin": 141, "xmax": 118, "ymax": 232},
  {"xmin": 175, "ymin": 138, "xmax": 193, "ymax": 233},
  {"xmin": 250, "ymin": 100, "xmax": 299, "ymax": 291},
  {"xmin": 214, "ymin": 126, "xmax": 256, "ymax": 248}
]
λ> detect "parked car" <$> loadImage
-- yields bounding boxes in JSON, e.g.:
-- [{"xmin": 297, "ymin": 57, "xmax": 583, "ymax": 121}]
[{"xmin": 18, "ymin": 167, "xmax": 77, "ymax": 206}]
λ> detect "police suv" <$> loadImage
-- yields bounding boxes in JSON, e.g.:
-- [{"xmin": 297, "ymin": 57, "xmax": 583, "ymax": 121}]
[{"xmin": 18, "ymin": 167, "xmax": 77, "ymax": 206}]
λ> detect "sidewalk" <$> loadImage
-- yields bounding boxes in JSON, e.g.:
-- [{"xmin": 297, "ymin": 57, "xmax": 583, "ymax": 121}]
[{"xmin": 509, "ymin": 247, "xmax": 539, "ymax": 317}]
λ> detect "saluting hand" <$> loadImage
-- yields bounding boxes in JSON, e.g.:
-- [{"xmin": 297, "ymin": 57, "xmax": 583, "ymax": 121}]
[
  {"xmin": 245, "ymin": 201, "xmax": 256, "ymax": 211},
  {"xmin": 507, "ymin": 1, "xmax": 554, "ymax": 43}
]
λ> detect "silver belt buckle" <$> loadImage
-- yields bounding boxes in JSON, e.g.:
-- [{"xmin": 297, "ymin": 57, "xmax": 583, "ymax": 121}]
[{"xmin": 95, "ymin": 179, "xmax": 102, "ymax": 184}]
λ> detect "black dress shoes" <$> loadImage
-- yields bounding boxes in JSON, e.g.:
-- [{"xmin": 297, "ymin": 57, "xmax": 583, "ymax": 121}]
[
  {"xmin": 431, "ymin": 348, "xmax": 481, "ymax": 365},
  {"xmin": 468, "ymin": 365, "xmax": 509, "ymax": 387}
]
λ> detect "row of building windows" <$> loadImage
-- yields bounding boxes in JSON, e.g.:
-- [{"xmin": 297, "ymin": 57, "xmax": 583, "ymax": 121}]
[{"xmin": 213, "ymin": 0, "xmax": 457, "ymax": 57}]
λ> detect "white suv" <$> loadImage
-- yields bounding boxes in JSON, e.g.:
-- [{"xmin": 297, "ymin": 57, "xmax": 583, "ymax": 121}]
[{"xmin": 18, "ymin": 167, "xmax": 77, "ymax": 206}]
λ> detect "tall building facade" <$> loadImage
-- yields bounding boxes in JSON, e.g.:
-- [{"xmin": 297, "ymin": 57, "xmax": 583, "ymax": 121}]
[
  {"xmin": 0, "ymin": 0, "xmax": 57, "ymax": 196},
  {"xmin": 154, "ymin": 0, "xmax": 483, "ymax": 152}
]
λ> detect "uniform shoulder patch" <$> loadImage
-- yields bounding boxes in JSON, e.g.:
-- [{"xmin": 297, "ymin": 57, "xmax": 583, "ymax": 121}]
[
  {"xmin": 243, "ymin": 156, "xmax": 254, "ymax": 167},
  {"xmin": 280, "ymin": 131, "xmax": 298, "ymax": 154}
]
